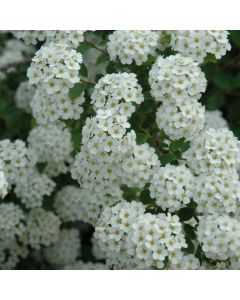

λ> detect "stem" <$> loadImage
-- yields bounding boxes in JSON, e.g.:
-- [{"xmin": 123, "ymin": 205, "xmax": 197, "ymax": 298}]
[
  {"xmin": 85, "ymin": 40, "xmax": 107, "ymax": 54},
  {"xmin": 80, "ymin": 79, "xmax": 95, "ymax": 85}
]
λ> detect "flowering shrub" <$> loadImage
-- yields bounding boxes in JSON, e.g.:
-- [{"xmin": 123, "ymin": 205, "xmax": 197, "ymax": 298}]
[{"xmin": 0, "ymin": 30, "xmax": 240, "ymax": 270}]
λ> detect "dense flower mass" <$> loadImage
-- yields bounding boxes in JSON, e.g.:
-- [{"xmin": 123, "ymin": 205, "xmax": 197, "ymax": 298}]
[
  {"xmin": 170, "ymin": 30, "xmax": 231, "ymax": 63},
  {"xmin": 1, "ymin": 30, "xmax": 240, "ymax": 270},
  {"xmin": 107, "ymin": 30, "xmax": 159, "ymax": 65},
  {"xmin": 27, "ymin": 42, "xmax": 84, "ymax": 124},
  {"xmin": 197, "ymin": 215, "xmax": 240, "ymax": 261},
  {"xmin": 15, "ymin": 80, "xmax": 36, "ymax": 113},
  {"xmin": 149, "ymin": 54, "xmax": 207, "ymax": 102},
  {"xmin": 194, "ymin": 172, "xmax": 240, "ymax": 215},
  {"xmin": 28, "ymin": 122, "xmax": 73, "ymax": 176},
  {"xmin": 0, "ymin": 139, "xmax": 37, "ymax": 186},
  {"xmin": 12, "ymin": 30, "xmax": 85, "ymax": 47},
  {"xmin": 183, "ymin": 128, "xmax": 240, "ymax": 175},
  {"xmin": 26, "ymin": 208, "xmax": 61, "ymax": 250},
  {"xmin": 44, "ymin": 229, "xmax": 81, "ymax": 267},
  {"xmin": 149, "ymin": 164, "xmax": 195, "ymax": 212},
  {"xmin": 156, "ymin": 98, "xmax": 205, "ymax": 141}
]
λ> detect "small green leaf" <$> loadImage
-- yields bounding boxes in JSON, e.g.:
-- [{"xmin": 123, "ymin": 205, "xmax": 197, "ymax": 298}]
[
  {"xmin": 79, "ymin": 64, "xmax": 88, "ymax": 78},
  {"xmin": 136, "ymin": 132, "xmax": 148, "ymax": 144},
  {"xmin": 204, "ymin": 53, "xmax": 217, "ymax": 64},
  {"xmin": 69, "ymin": 83, "xmax": 86, "ymax": 98},
  {"xmin": 140, "ymin": 189, "xmax": 154, "ymax": 205},
  {"xmin": 213, "ymin": 73, "xmax": 234, "ymax": 92},
  {"xmin": 96, "ymin": 53, "xmax": 110, "ymax": 64},
  {"xmin": 76, "ymin": 42, "xmax": 91, "ymax": 54},
  {"xmin": 170, "ymin": 138, "xmax": 185, "ymax": 152},
  {"xmin": 159, "ymin": 152, "xmax": 176, "ymax": 165},
  {"xmin": 184, "ymin": 224, "xmax": 196, "ymax": 240},
  {"xmin": 72, "ymin": 131, "xmax": 82, "ymax": 151},
  {"xmin": 178, "ymin": 207, "xmax": 195, "ymax": 222}
]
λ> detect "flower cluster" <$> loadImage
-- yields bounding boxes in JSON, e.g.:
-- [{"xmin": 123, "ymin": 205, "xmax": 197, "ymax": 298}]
[
  {"xmin": 91, "ymin": 73, "xmax": 144, "ymax": 139},
  {"xmin": 44, "ymin": 229, "xmax": 81, "ymax": 268},
  {"xmin": 95, "ymin": 201, "xmax": 187, "ymax": 269},
  {"xmin": 156, "ymin": 98, "xmax": 205, "ymax": 141},
  {"xmin": 28, "ymin": 122, "xmax": 73, "ymax": 176},
  {"xmin": 15, "ymin": 80, "xmax": 36, "ymax": 113},
  {"xmin": 107, "ymin": 30, "xmax": 159, "ymax": 65},
  {"xmin": 12, "ymin": 30, "xmax": 85, "ymax": 47},
  {"xmin": 204, "ymin": 110, "xmax": 228, "ymax": 131},
  {"xmin": 14, "ymin": 171, "xmax": 56, "ymax": 209},
  {"xmin": 194, "ymin": 172, "xmax": 240, "ymax": 215},
  {"xmin": 0, "ymin": 139, "xmax": 37, "ymax": 186},
  {"xmin": 27, "ymin": 42, "xmax": 84, "ymax": 124},
  {"xmin": 149, "ymin": 164, "xmax": 195, "ymax": 212},
  {"xmin": 183, "ymin": 128, "xmax": 240, "ymax": 176},
  {"xmin": 63, "ymin": 261, "xmax": 108, "ymax": 270},
  {"xmin": 149, "ymin": 54, "xmax": 207, "ymax": 102},
  {"xmin": 170, "ymin": 30, "xmax": 231, "ymax": 63},
  {"xmin": 197, "ymin": 215, "xmax": 240, "ymax": 261},
  {"xmin": 0, "ymin": 165, "xmax": 8, "ymax": 198},
  {"xmin": 26, "ymin": 208, "xmax": 61, "ymax": 250},
  {"xmin": 54, "ymin": 185, "xmax": 83, "ymax": 222}
]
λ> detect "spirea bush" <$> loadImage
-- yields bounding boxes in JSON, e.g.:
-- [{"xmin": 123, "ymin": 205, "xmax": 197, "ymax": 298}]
[{"xmin": 1, "ymin": 30, "xmax": 240, "ymax": 270}]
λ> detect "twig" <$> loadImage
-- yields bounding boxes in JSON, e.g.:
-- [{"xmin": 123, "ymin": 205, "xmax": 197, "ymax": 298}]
[
  {"xmin": 85, "ymin": 40, "xmax": 107, "ymax": 54},
  {"xmin": 80, "ymin": 79, "xmax": 96, "ymax": 85}
]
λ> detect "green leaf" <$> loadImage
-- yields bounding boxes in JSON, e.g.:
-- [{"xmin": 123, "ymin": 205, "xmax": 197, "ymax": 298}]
[
  {"xmin": 96, "ymin": 53, "xmax": 110, "ymax": 64},
  {"xmin": 184, "ymin": 224, "xmax": 196, "ymax": 240},
  {"xmin": 230, "ymin": 30, "xmax": 240, "ymax": 48},
  {"xmin": 182, "ymin": 237, "xmax": 195, "ymax": 254},
  {"xmin": 178, "ymin": 207, "xmax": 195, "ymax": 222},
  {"xmin": 76, "ymin": 42, "xmax": 91, "ymax": 54},
  {"xmin": 136, "ymin": 132, "xmax": 148, "ymax": 144},
  {"xmin": 213, "ymin": 73, "xmax": 234, "ymax": 92},
  {"xmin": 203, "ymin": 95, "xmax": 225, "ymax": 110},
  {"xmin": 72, "ymin": 131, "xmax": 82, "ymax": 152},
  {"xmin": 159, "ymin": 152, "xmax": 176, "ymax": 165},
  {"xmin": 170, "ymin": 138, "xmax": 185, "ymax": 152},
  {"xmin": 69, "ymin": 83, "xmax": 86, "ymax": 98},
  {"xmin": 204, "ymin": 53, "xmax": 217, "ymax": 64},
  {"xmin": 140, "ymin": 189, "xmax": 154, "ymax": 205},
  {"xmin": 79, "ymin": 64, "xmax": 88, "ymax": 78}
]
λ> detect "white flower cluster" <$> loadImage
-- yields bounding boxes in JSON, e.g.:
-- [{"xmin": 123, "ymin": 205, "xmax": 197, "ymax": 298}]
[
  {"xmin": 91, "ymin": 236, "xmax": 106, "ymax": 261},
  {"xmin": 0, "ymin": 203, "xmax": 26, "ymax": 241},
  {"xmin": 12, "ymin": 30, "xmax": 85, "ymax": 47},
  {"xmin": 91, "ymin": 73, "xmax": 144, "ymax": 139},
  {"xmin": 197, "ymin": 215, "xmax": 240, "ymax": 261},
  {"xmin": 44, "ymin": 229, "xmax": 81, "ymax": 267},
  {"xmin": 194, "ymin": 172, "xmax": 240, "ymax": 215},
  {"xmin": 28, "ymin": 122, "xmax": 73, "ymax": 176},
  {"xmin": 54, "ymin": 185, "xmax": 83, "ymax": 222},
  {"xmin": 156, "ymin": 98, "xmax": 205, "ymax": 141},
  {"xmin": 26, "ymin": 208, "xmax": 61, "ymax": 250},
  {"xmin": 107, "ymin": 30, "xmax": 159, "ymax": 65},
  {"xmin": 169, "ymin": 254, "xmax": 200, "ymax": 270},
  {"xmin": 14, "ymin": 171, "xmax": 56, "ymax": 209},
  {"xmin": 170, "ymin": 30, "xmax": 231, "ymax": 63},
  {"xmin": 0, "ymin": 164, "xmax": 8, "ymax": 198},
  {"xmin": 0, "ymin": 39, "xmax": 34, "ymax": 80},
  {"xmin": 183, "ymin": 128, "xmax": 240, "ymax": 176},
  {"xmin": 63, "ymin": 261, "xmax": 108, "ymax": 270},
  {"xmin": 149, "ymin": 54, "xmax": 207, "ymax": 102},
  {"xmin": 27, "ymin": 42, "xmax": 84, "ymax": 124},
  {"xmin": 15, "ymin": 81, "xmax": 36, "ymax": 113},
  {"xmin": 0, "ymin": 240, "xmax": 28, "ymax": 270},
  {"xmin": 95, "ymin": 201, "xmax": 187, "ymax": 269},
  {"xmin": 204, "ymin": 110, "xmax": 228, "ymax": 131},
  {"xmin": 149, "ymin": 164, "xmax": 195, "ymax": 212},
  {"xmin": 0, "ymin": 139, "xmax": 37, "ymax": 186}
]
